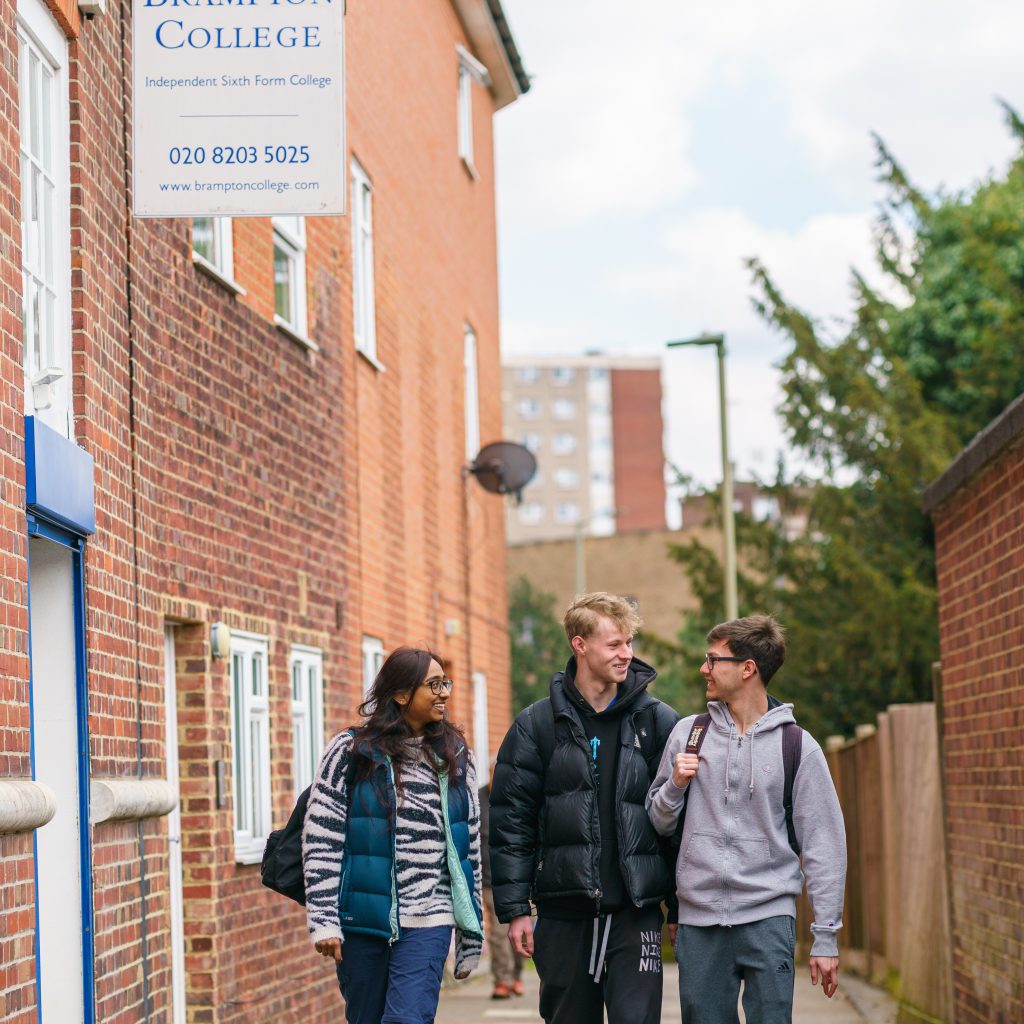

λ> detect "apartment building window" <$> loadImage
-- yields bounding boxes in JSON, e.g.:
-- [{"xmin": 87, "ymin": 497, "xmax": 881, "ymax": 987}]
[
  {"xmin": 464, "ymin": 325, "xmax": 480, "ymax": 460},
  {"xmin": 272, "ymin": 215, "xmax": 307, "ymax": 337},
  {"xmin": 351, "ymin": 159, "xmax": 377, "ymax": 363},
  {"xmin": 519, "ymin": 503, "xmax": 543, "ymax": 525},
  {"xmin": 553, "ymin": 432, "xmax": 577, "ymax": 455},
  {"xmin": 522, "ymin": 432, "xmax": 542, "ymax": 453},
  {"xmin": 18, "ymin": 0, "xmax": 71, "ymax": 437},
  {"xmin": 552, "ymin": 366, "xmax": 576, "ymax": 385},
  {"xmin": 362, "ymin": 635, "xmax": 384, "ymax": 695},
  {"xmin": 193, "ymin": 218, "xmax": 234, "ymax": 277},
  {"xmin": 553, "ymin": 399, "xmax": 576, "ymax": 420},
  {"xmin": 517, "ymin": 398, "xmax": 540, "ymax": 420},
  {"xmin": 516, "ymin": 366, "xmax": 539, "ymax": 384},
  {"xmin": 589, "ymin": 367, "xmax": 609, "ymax": 381},
  {"xmin": 290, "ymin": 646, "xmax": 324, "ymax": 798},
  {"xmin": 555, "ymin": 468, "xmax": 579, "ymax": 489},
  {"xmin": 230, "ymin": 632, "xmax": 271, "ymax": 863},
  {"xmin": 456, "ymin": 44, "xmax": 488, "ymax": 176},
  {"xmin": 556, "ymin": 502, "xmax": 580, "ymax": 524}
]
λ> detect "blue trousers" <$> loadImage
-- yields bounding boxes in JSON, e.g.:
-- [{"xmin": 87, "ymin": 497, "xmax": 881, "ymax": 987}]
[{"xmin": 336, "ymin": 925, "xmax": 453, "ymax": 1024}]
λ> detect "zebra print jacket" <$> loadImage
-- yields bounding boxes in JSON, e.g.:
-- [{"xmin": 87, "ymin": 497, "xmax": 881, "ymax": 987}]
[{"xmin": 301, "ymin": 730, "xmax": 483, "ymax": 975}]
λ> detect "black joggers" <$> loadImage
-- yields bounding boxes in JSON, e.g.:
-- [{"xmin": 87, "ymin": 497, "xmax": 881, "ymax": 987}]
[{"xmin": 533, "ymin": 903, "xmax": 664, "ymax": 1024}]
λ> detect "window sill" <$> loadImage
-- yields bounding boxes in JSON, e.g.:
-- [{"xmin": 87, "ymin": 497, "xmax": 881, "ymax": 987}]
[
  {"xmin": 461, "ymin": 156, "xmax": 479, "ymax": 182},
  {"xmin": 275, "ymin": 316, "xmax": 319, "ymax": 352},
  {"xmin": 193, "ymin": 253, "xmax": 246, "ymax": 296},
  {"xmin": 356, "ymin": 346, "xmax": 386, "ymax": 373},
  {"xmin": 234, "ymin": 838, "xmax": 268, "ymax": 866}
]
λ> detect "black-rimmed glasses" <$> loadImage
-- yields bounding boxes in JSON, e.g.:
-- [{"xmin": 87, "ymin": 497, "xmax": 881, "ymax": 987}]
[
  {"xmin": 704, "ymin": 653, "xmax": 746, "ymax": 671},
  {"xmin": 423, "ymin": 676, "xmax": 455, "ymax": 696}
]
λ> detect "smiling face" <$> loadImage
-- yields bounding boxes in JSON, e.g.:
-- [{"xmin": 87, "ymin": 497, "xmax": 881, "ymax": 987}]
[
  {"xmin": 572, "ymin": 615, "xmax": 634, "ymax": 687},
  {"xmin": 699, "ymin": 640, "xmax": 751, "ymax": 703},
  {"xmin": 395, "ymin": 659, "xmax": 450, "ymax": 735}
]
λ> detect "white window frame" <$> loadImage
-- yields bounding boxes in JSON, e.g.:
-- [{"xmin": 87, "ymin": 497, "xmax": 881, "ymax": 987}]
[
  {"xmin": 517, "ymin": 398, "xmax": 540, "ymax": 420},
  {"xmin": 553, "ymin": 398, "xmax": 576, "ymax": 420},
  {"xmin": 472, "ymin": 671, "xmax": 489, "ymax": 781},
  {"xmin": 361, "ymin": 635, "xmax": 384, "ymax": 696},
  {"xmin": 272, "ymin": 215, "xmax": 309, "ymax": 342},
  {"xmin": 522, "ymin": 432, "xmax": 542, "ymax": 453},
  {"xmin": 552, "ymin": 366, "xmax": 576, "ymax": 385},
  {"xmin": 464, "ymin": 325, "xmax": 480, "ymax": 460},
  {"xmin": 18, "ymin": 0, "xmax": 71, "ymax": 438},
  {"xmin": 290, "ymin": 645, "xmax": 324, "ymax": 799},
  {"xmin": 192, "ymin": 217, "xmax": 243, "ymax": 294},
  {"xmin": 516, "ymin": 366, "xmax": 539, "ymax": 384},
  {"xmin": 456, "ymin": 44, "xmax": 488, "ymax": 177},
  {"xmin": 229, "ymin": 631, "xmax": 272, "ymax": 864},
  {"xmin": 351, "ymin": 159, "xmax": 378, "ymax": 365},
  {"xmin": 519, "ymin": 502, "xmax": 543, "ymax": 525},
  {"xmin": 555, "ymin": 467, "xmax": 579, "ymax": 489},
  {"xmin": 553, "ymin": 432, "xmax": 577, "ymax": 455},
  {"xmin": 556, "ymin": 502, "xmax": 580, "ymax": 524}
]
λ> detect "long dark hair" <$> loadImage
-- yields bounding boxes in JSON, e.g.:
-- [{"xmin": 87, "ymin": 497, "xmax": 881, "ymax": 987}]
[{"xmin": 350, "ymin": 647, "xmax": 466, "ymax": 791}]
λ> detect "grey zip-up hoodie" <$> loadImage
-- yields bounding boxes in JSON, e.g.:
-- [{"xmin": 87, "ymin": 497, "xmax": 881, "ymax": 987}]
[{"xmin": 646, "ymin": 700, "xmax": 846, "ymax": 957}]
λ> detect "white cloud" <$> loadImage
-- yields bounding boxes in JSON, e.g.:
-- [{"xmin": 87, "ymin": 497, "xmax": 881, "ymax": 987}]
[{"xmin": 495, "ymin": 0, "xmax": 1024, "ymax": 483}]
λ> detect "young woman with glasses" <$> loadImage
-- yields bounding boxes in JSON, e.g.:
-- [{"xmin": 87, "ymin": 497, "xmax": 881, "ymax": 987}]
[{"xmin": 302, "ymin": 647, "xmax": 483, "ymax": 1023}]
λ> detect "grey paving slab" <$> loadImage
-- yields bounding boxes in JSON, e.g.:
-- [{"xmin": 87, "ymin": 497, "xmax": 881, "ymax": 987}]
[{"xmin": 437, "ymin": 960, "xmax": 872, "ymax": 1023}]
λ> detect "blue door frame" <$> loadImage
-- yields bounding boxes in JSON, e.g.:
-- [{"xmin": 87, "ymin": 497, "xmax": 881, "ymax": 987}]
[{"xmin": 27, "ymin": 513, "xmax": 96, "ymax": 1024}]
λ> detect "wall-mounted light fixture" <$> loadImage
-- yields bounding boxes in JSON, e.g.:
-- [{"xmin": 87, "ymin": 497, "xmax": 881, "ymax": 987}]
[{"xmin": 211, "ymin": 622, "xmax": 231, "ymax": 659}]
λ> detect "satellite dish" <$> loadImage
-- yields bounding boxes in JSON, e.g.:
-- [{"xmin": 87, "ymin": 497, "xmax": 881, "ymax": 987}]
[{"xmin": 467, "ymin": 441, "xmax": 537, "ymax": 502}]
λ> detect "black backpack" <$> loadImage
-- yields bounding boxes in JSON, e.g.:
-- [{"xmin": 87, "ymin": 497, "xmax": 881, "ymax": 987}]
[
  {"xmin": 261, "ymin": 730, "xmax": 359, "ymax": 905},
  {"xmin": 261, "ymin": 784, "xmax": 312, "ymax": 905}
]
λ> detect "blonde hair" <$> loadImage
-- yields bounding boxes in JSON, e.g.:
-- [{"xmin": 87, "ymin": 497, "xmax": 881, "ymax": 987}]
[{"xmin": 563, "ymin": 592, "xmax": 642, "ymax": 643}]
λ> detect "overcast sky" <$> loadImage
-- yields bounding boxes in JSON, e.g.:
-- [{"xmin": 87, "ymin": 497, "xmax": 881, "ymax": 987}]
[{"xmin": 493, "ymin": 0, "xmax": 1024, "ymax": 509}]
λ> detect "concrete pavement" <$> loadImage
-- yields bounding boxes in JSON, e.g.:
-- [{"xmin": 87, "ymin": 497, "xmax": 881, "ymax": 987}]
[{"xmin": 438, "ymin": 960, "xmax": 879, "ymax": 1023}]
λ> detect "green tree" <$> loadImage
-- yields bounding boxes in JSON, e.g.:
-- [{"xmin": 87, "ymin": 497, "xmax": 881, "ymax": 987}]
[
  {"xmin": 507, "ymin": 575, "xmax": 568, "ymax": 714},
  {"xmin": 669, "ymin": 108, "xmax": 1024, "ymax": 740}
]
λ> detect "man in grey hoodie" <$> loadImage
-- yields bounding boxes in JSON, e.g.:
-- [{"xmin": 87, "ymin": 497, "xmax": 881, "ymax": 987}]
[{"xmin": 647, "ymin": 615, "xmax": 846, "ymax": 1024}]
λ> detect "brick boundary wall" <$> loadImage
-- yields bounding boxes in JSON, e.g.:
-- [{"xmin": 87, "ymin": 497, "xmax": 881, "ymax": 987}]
[{"xmin": 924, "ymin": 393, "xmax": 1024, "ymax": 1024}]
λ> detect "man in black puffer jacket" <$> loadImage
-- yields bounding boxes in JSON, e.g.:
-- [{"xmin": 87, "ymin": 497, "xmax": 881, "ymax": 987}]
[{"xmin": 490, "ymin": 592, "xmax": 679, "ymax": 1024}]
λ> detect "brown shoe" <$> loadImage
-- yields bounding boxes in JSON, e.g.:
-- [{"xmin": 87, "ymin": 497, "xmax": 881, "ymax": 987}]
[
  {"xmin": 511, "ymin": 979, "xmax": 525, "ymax": 997},
  {"xmin": 491, "ymin": 984, "xmax": 513, "ymax": 1000}
]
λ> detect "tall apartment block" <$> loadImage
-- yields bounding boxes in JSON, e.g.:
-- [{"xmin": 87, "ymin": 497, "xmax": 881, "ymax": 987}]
[{"xmin": 503, "ymin": 355, "xmax": 667, "ymax": 544}]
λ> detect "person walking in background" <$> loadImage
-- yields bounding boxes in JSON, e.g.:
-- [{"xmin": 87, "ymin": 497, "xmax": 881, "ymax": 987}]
[
  {"xmin": 480, "ymin": 762, "xmax": 524, "ymax": 999},
  {"xmin": 489, "ymin": 592, "xmax": 679, "ymax": 1024},
  {"xmin": 302, "ymin": 647, "xmax": 483, "ymax": 1024},
  {"xmin": 647, "ymin": 615, "xmax": 846, "ymax": 1024}
]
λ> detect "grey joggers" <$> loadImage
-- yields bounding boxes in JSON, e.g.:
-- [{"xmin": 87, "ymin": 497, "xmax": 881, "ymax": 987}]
[
  {"xmin": 533, "ymin": 903, "xmax": 664, "ymax": 1024},
  {"xmin": 676, "ymin": 915, "xmax": 796, "ymax": 1024}
]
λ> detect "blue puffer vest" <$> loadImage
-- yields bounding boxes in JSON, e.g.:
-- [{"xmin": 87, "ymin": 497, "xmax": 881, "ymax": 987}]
[{"xmin": 339, "ymin": 736, "xmax": 481, "ymax": 942}]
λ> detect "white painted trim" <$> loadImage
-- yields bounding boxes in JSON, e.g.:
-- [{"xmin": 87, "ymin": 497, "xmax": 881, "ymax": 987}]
[
  {"xmin": 0, "ymin": 779, "xmax": 56, "ymax": 834},
  {"xmin": 193, "ymin": 252, "xmax": 246, "ymax": 296},
  {"xmin": 165, "ymin": 627, "xmax": 187, "ymax": 1024}
]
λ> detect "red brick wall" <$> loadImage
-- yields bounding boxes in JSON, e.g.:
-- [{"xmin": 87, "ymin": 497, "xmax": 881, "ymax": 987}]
[
  {"xmin": 931, "ymin": 438, "xmax": 1024, "ymax": 1024},
  {"xmin": 611, "ymin": 368, "xmax": 666, "ymax": 533},
  {"xmin": 0, "ymin": 0, "xmax": 514, "ymax": 1019}
]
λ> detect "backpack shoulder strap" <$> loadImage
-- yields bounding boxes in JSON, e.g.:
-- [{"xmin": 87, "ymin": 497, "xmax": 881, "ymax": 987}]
[
  {"xmin": 685, "ymin": 713, "xmax": 712, "ymax": 756},
  {"xmin": 782, "ymin": 722, "xmax": 803, "ymax": 855},
  {"xmin": 526, "ymin": 698, "xmax": 556, "ymax": 764},
  {"xmin": 671, "ymin": 713, "xmax": 712, "ymax": 846},
  {"xmin": 343, "ymin": 727, "xmax": 360, "ymax": 791}
]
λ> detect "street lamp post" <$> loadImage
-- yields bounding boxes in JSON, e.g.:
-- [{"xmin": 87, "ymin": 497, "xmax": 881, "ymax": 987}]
[{"xmin": 666, "ymin": 333, "xmax": 738, "ymax": 620}]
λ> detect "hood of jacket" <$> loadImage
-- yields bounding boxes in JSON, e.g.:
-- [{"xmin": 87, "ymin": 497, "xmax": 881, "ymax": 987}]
[
  {"xmin": 553, "ymin": 655, "xmax": 658, "ymax": 720},
  {"xmin": 706, "ymin": 698, "xmax": 795, "ymax": 801}
]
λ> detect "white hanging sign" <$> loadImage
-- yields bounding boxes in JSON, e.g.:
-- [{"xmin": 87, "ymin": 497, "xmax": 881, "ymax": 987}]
[{"xmin": 132, "ymin": 0, "xmax": 345, "ymax": 217}]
